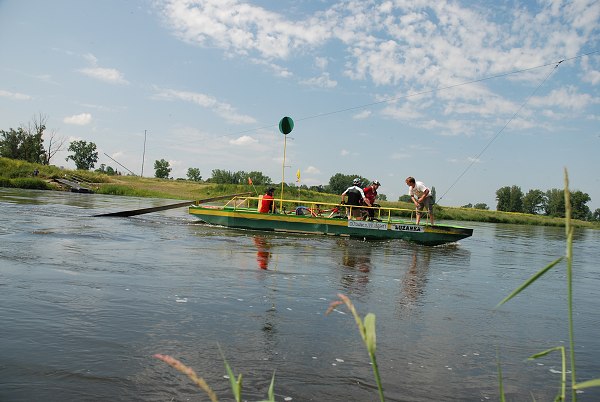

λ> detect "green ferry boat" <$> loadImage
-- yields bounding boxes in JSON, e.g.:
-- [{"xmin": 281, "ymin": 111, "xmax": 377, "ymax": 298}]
[{"xmin": 189, "ymin": 194, "xmax": 473, "ymax": 246}]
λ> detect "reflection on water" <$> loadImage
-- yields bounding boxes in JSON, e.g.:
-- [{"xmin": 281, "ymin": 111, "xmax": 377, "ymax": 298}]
[
  {"xmin": 336, "ymin": 239, "xmax": 373, "ymax": 297},
  {"xmin": 2, "ymin": 189, "xmax": 600, "ymax": 402},
  {"xmin": 396, "ymin": 246, "xmax": 432, "ymax": 317},
  {"xmin": 254, "ymin": 235, "xmax": 272, "ymax": 270}
]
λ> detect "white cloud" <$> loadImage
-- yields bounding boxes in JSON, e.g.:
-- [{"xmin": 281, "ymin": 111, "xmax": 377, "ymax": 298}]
[
  {"xmin": 0, "ymin": 89, "xmax": 32, "ymax": 100},
  {"xmin": 153, "ymin": 88, "xmax": 257, "ymax": 124},
  {"xmin": 305, "ymin": 166, "xmax": 320, "ymax": 174},
  {"xmin": 340, "ymin": 149, "xmax": 350, "ymax": 156},
  {"xmin": 300, "ymin": 72, "xmax": 337, "ymax": 88},
  {"xmin": 63, "ymin": 113, "xmax": 92, "ymax": 125},
  {"xmin": 229, "ymin": 135, "xmax": 258, "ymax": 145},
  {"xmin": 79, "ymin": 67, "xmax": 129, "ymax": 85},
  {"xmin": 78, "ymin": 52, "xmax": 129, "ymax": 84},
  {"xmin": 353, "ymin": 110, "xmax": 371, "ymax": 119},
  {"xmin": 530, "ymin": 86, "xmax": 594, "ymax": 111}
]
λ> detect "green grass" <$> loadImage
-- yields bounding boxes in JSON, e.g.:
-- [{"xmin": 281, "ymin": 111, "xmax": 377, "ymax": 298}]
[{"xmin": 2, "ymin": 157, "xmax": 599, "ymax": 229}]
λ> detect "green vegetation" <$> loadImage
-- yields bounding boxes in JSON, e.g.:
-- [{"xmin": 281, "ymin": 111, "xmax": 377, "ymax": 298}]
[
  {"xmin": 66, "ymin": 140, "xmax": 99, "ymax": 170},
  {"xmin": 495, "ymin": 184, "xmax": 596, "ymax": 221},
  {"xmin": 154, "ymin": 158, "xmax": 172, "ymax": 179},
  {"xmin": 1, "ymin": 157, "xmax": 599, "ymax": 229},
  {"xmin": 496, "ymin": 169, "xmax": 600, "ymax": 400}
]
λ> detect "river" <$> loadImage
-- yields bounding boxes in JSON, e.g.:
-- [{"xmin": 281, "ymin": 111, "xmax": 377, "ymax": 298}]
[{"xmin": 1, "ymin": 188, "xmax": 599, "ymax": 401}]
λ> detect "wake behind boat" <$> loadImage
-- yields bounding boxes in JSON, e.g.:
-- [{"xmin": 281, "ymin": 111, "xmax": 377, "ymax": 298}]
[{"xmin": 188, "ymin": 194, "xmax": 473, "ymax": 246}]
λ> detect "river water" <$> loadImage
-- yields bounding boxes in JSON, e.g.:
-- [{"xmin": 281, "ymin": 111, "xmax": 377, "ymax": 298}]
[{"xmin": 1, "ymin": 188, "xmax": 599, "ymax": 402}]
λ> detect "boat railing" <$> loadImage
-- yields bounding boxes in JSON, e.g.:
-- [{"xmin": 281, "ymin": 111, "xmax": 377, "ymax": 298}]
[{"xmin": 221, "ymin": 195, "xmax": 429, "ymax": 224}]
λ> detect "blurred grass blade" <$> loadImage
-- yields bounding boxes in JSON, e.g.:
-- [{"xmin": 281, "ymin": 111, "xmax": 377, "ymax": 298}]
[
  {"xmin": 574, "ymin": 378, "xmax": 600, "ymax": 389},
  {"xmin": 528, "ymin": 347, "xmax": 563, "ymax": 360},
  {"xmin": 528, "ymin": 346, "xmax": 566, "ymax": 401},
  {"xmin": 497, "ymin": 353, "xmax": 506, "ymax": 402},
  {"xmin": 153, "ymin": 354, "xmax": 219, "ymax": 402},
  {"xmin": 218, "ymin": 345, "xmax": 242, "ymax": 402},
  {"xmin": 496, "ymin": 256, "xmax": 563, "ymax": 307},
  {"xmin": 364, "ymin": 313, "xmax": 377, "ymax": 355},
  {"xmin": 257, "ymin": 371, "xmax": 277, "ymax": 402}
]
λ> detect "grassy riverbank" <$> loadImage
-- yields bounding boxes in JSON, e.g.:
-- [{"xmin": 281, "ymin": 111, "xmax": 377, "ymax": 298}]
[{"xmin": 2, "ymin": 157, "xmax": 598, "ymax": 229}]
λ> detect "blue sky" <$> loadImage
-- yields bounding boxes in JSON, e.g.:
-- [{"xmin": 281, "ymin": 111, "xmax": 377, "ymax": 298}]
[{"xmin": 1, "ymin": 0, "xmax": 599, "ymax": 210}]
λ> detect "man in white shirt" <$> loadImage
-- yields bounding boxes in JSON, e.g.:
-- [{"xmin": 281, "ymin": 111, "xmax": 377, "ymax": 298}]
[{"xmin": 405, "ymin": 176, "xmax": 434, "ymax": 225}]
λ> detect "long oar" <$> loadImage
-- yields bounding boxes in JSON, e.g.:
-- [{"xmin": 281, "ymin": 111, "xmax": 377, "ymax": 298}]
[{"xmin": 94, "ymin": 192, "xmax": 252, "ymax": 217}]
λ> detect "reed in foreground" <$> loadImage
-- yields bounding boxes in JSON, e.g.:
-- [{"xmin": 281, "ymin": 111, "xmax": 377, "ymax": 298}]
[
  {"xmin": 326, "ymin": 293, "xmax": 385, "ymax": 402},
  {"xmin": 153, "ymin": 349, "xmax": 276, "ymax": 402},
  {"xmin": 496, "ymin": 169, "xmax": 600, "ymax": 401}
]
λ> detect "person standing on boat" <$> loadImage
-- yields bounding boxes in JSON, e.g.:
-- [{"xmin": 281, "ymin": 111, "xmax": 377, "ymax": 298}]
[
  {"xmin": 363, "ymin": 180, "xmax": 381, "ymax": 221},
  {"xmin": 405, "ymin": 177, "xmax": 434, "ymax": 226},
  {"xmin": 259, "ymin": 187, "xmax": 276, "ymax": 213},
  {"xmin": 341, "ymin": 178, "xmax": 371, "ymax": 219}
]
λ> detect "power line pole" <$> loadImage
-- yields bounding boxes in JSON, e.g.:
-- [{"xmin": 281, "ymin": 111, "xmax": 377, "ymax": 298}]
[{"xmin": 141, "ymin": 130, "xmax": 147, "ymax": 177}]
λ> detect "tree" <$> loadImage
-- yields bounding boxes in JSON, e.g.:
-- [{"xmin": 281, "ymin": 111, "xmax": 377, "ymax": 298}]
[
  {"xmin": 473, "ymin": 203, "xmax": 489, "ymax": 210},
  {"xmin": 328, "ymin": 173, "xmax": 369, "ymax": 195},
  {"xmin": 246, "ymin": 171, "xmax": 272, "ymax": 185},
  {"xmin": 187, "ymin": 168, "xmax": 202, "ymax": 181},
  {"xmin": 154, "ymin": 159, "xmax": 171, "ymax": 179},
  {"xmin": 66, "ymin": 140, "xmax": 98, "ymax": 170},
  {"xmin": 496, "ymin": 185, "xmax": 523, "ymax": 212},
  {"xmin": 522, "ymin": 189, "xmax": 546, "ymax": 215},
  {"xmin": 95, "ymin": 164, "xmax": 117, "ymax": 176},
  {"xmin": 593, "ymin": 209, "xmax": 600, "ymax": 221},
  {"xmin": 545, "ymin": 189, "xmax": 565, "ymax": 217},
  {"xmin": 398, "ymin": 194, "xmax": 412, "ymax": 203},
  {"xmin": 462, "ymin": 203, "xmax": 473, "ymax": 208},
  {"xmin": 570, "ymin": 190, "xmax": 591, "ymax": 221},
  {"xmin": 27, "ymin": 113, "xmax": 65, "ymax": 165},
  {"xmin": 0, "ymin": 127, "xmax": 46, "ymax": 164},
  {"xmin": 378, "ymin": 193, "xmax": 387, "ymax": 201}
]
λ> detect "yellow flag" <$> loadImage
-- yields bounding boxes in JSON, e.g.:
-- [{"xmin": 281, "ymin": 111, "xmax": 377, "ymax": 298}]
[{"xmin": 296, "ymin": 169, "xmax": 301, "ymax": 182}]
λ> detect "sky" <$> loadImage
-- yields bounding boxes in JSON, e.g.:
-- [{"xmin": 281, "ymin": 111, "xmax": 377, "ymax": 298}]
[{"xmin": 1, "ymin": 0, "xmax": 599, "ymax": 210}]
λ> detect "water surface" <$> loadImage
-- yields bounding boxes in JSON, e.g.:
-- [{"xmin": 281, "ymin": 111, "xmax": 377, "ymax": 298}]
[{"xmin": 1, "ymin": 189, "xmax": 599, "ymax": 401}]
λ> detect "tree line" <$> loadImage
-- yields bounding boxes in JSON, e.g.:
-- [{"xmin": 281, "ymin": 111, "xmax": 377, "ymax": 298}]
[
  {"xmin": 495, "ymin": 185, "xmax": 598, "ymax": 221},
  {"xmin": 3, "ymin": 116, "xmax": 596, "ymax": 219}
]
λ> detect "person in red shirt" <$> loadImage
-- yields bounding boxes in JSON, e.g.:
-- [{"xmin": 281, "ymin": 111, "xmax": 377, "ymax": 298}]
[
  {"xmin": 363, "ymin": 180, "xmax": 381, "ymax": 221},
  {"xmin": 258, "ymin": 187, "xmax": 276, "ymax": 213}
]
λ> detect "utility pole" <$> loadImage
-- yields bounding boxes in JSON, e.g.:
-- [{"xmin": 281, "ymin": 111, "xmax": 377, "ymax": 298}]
[{"xmin": 141, "ymin": 130, "xmax": 147, "ymax": 177}]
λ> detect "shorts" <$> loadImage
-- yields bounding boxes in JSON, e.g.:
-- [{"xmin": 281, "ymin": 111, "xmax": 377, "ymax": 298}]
[{"xmin": 416, "ymin": 196, "xmax": 433, "ymax": 213}]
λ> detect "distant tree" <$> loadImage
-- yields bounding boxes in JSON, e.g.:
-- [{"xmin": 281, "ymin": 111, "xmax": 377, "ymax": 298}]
[
  {"xmin": 462, "ymin": 203, "xmax": 473, "ymax": 208},
  {"xmin": 378, "ymin": 193, "xmax": 387, "ymax": 201},
  {"xmin": 66, "ymin": 140, "xmax": 98, "ymax": 170},
  {"xmin": 328, "ymin": 173, "xmax": 369, "ymax": 195},
  {"xmin": 398, "ymin": 194, "xmax": 412, "ymax": 203},
  {"xmin": 309, "ymin": 185, "xmax": 327, "ymax": 193},
  {"xmin": 570, "ymin": 190, "xmax": 591, "ymax": 220},
  {"xmin": 187, "ymin": 167, "xmax": 202, "ymax": 182},
  {"xmin": 496, "ymin": 186, "xmax": 511, "ymax": 211},
  {"xmin": 496, "ymin": 185, "xmax": 523, "ymax": 212},
  {"xmin": 545, "ymin": 189, "xmax": 565, "ymax": 217},
  {"xmin": 211, "ymin": 169, "xmax": 245, "ymax": 184},
  {"xmin": 0, "ymin": 123, "xmax": 46, "ymax": 164},
  {"xmin": 509, "ymin": 186, "xmax": 523, "ymax": 212},
  {"xmin": 44, "ymin": 129, "xmax": 66, "ymax": 165},
  {"xmin": 430, "ymin": 186, "xmax": 436, "ymax": 203},
  {"xmin": 593, "ymin": 208, "xmax": 600, "ymax": 221},
  {"xmin": 246, "ymin": 171, "xmax": 272, "ymax": 185},
  {"xmin": 154, "ymin": 159, "xmax": 171, "ymax": 179},
  {"xmin": 473, "ymin": 203, "xmax": 489, "ymax": 210},
  {"xmin": 28, "ymin": 113, "xmax": 65, "ymax": 165},
  {"xmin": 522, "ymin": 189, "xmax": 546, "ymax": 215},
  {"xmin": 95, "ymin": 164, "xmax": 118, "ymax": 175}
]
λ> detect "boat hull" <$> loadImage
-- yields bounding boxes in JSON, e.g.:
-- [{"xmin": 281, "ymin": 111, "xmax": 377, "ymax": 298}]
[{"xmin": 189, "ymin": 206, "xmax": 472, "ymax": 246}]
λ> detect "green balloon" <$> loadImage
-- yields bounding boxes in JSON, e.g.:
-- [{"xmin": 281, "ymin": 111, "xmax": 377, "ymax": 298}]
[{"xmin": 279, "ymin": 116, "xmax": 294, "ymax": 135}]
